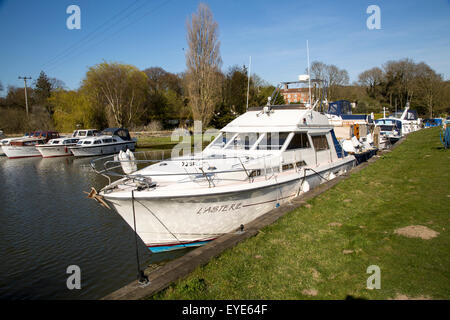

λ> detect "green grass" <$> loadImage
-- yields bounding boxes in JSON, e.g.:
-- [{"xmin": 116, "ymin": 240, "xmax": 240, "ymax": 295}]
[
  {"xmin": 149, "ymin": 127, "xmax": 450, "ymax": 300},
  {"xmin": 135, "ymin": 135, "xmax": 213, "ymax": 150}
]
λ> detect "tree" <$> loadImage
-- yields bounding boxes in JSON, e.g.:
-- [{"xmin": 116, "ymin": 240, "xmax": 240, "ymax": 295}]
[
  {"xmin": 33, "ymin": 71, "xmax": 53, "ymax": 106},
  {"xmin": 306, "ymin": 61, "xmax": 349, "ymax": 101},
  {"xmin": 50, "ymin": 90, "xmax": 99, "ymax": 131},
  {"xmin": 142, "ymin": 67, "xmax": 186, "ymax": 125},
  {"xmin": 185, "ymin": 3, "xmax": 222, "ymax": 128},
  {"xmin": 5, "ymin": 85, "xmax": 34, "ymax": 110},
  {"xmin": 0, "ymin": 80, "xmax": 3, "ymax": 92},
  {"xmin": 413, "ymin": 63, "xmax": 445, "ymax": 117},
  {"xmin": 81, "ymin": 62, "xmax": 149, "ymax": 128},
  {"xmin": 224, "ymin": 65, "xmax": 248, "ymax": 114},
  {"xmin": 358, "ymin": 67, "xmax": 384, "ymax": 99}
]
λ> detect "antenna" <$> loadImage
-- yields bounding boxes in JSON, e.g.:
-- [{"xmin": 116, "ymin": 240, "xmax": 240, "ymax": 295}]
[
  {"xmin": 306, "ymin": 40, "xmax": 312, "ymax": 108},
  {"xmin": 246, "ymin": 56, "xmax": 251, "ymax": 111}
]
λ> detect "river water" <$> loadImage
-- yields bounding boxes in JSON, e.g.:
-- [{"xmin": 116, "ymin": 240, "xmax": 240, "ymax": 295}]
[{"xmin": 0, "ymin": 153, "xmax": 188, "ymax": 299}]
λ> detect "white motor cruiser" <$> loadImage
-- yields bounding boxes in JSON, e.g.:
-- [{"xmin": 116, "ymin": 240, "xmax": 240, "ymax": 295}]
[
  {"xmin": 36, "ymin": 137, "xmax": 80, "ymax": 158},
  {"xmin": 1, "ymin": 132, "xmax": 36, "ymax": 156},
  {"xmin": 2, "ymin": 131, "xmax": 60, "ymax": 159},
  {"xmin": 90, "ymin": 80, "xmax": 356, "ymax": 252},
  {"xmin": 69, "ymin": 128, "xmax": 136, "ymax": 157}
]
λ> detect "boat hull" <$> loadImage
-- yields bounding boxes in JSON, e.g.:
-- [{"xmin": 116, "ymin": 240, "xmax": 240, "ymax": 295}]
[
  {"xmin": 2, "ymin": 145, "xmax": 42, "ymax": 159},
  {"xmin": 103, "ymin": 160, "xmax": 355, "ymax": 252},
  {"xmin": 70, "ymin": 141, "xmax": 136, "ymax": 157},
  {"xmin": 36, "ymin": 145, "xmax": 74, "ymax": 158}
]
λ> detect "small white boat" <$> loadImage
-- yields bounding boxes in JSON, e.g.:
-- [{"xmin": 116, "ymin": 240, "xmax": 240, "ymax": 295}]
[
  {"xmin": 374, "ymin": 118, "xmax": 402, "ymax": 148},
  {"xmin": 1, "ymin": 132, "xmax": 35, "ymax": 156},
  {"xmin": 69, "ymin": 128, "xmax": 136, "ymax": 157},
  {"xmin": 71, "ymin": 129, "xmax": 100, "ymax": 139},
  {"xmin": 36, "ymin": 137, "xmax": 80, "ymax": 158},
  {"xmin": 2, "ymin": 131, "xmax": 60, "ymax": 159},
  {"xmin": 90, "ymin": 79, "xmax": 356, "ymax": 252}
]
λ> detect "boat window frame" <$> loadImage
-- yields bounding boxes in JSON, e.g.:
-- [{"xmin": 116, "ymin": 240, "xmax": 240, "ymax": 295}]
[
  {"xmin": 310, "ymin": 133, "xmax": 330, "ymax": 152},
  {"xmin": 225, "ymin": 132, "xmax": 260, "ymax": 151},
  {"xmin": 283, "ymin": 132, "xmax": 311, "ymax": 151},
  {"xmin": 256, "ymin": 132, "xmax": 291, "ymax": 151}
]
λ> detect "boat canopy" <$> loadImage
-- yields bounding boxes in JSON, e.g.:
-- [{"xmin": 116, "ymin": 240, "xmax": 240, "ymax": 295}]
[
  {"xmin": 327, "ymin": 100, "xmax": 352, "ymax": 116},
  {"xmin": 327, "ymin": 100, "xmax": 371, "ymax": 122},
  {"xmin": 101, "ymin": 128, "xmax": 131, "ymax": 141},
  {"xmin": 375, "ymin": 118, "xmax": 402, "ymax": 130}
]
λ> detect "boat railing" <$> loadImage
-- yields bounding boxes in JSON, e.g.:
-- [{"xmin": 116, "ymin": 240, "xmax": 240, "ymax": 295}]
[{"xmin": 90, "ymin": 150, "xmax": 306, "ymax": 187}]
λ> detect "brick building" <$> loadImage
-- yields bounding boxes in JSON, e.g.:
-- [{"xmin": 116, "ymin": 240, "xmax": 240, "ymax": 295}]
[{"xmin": 280, "ymin": 85, "xmax": 311, "ymax": 104}]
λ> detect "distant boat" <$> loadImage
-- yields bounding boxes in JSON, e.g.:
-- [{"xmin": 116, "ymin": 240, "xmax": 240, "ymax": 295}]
[
  {"xmin": 36, "ymin": 137, "xmax": 80, "ymax": 158},
  {"xmin": 325, "ymin": 100, "xmax": 378, "ymax": 161},
  {"xmin": 1, "ymin": 132, "xmax": 35, "ymax": 156},
  {"xmin": 69, "ymin": 128, "xmax": 136, "ymax": 157},
  {"xmin": 2, "ymin": 131, "xmax": 61, "ymax": 159}
]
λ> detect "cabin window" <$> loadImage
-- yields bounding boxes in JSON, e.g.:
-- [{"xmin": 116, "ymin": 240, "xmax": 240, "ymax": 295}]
[
  {"xmin": 257, "ymin": 132, "xmax": 289, "ymax": 150},
  {"xmin": 94, "ymin": 140, "xmax": 101, "ymax": 144},
  {"xmin": 226, "ymin": 133, "xmax": 259, "ymax": 150},
  {"xmin": 83, "ymin": 141, "xmax": 92, "ymax": 145},
  {"xmin": 87, "ymin": 131, "xmax": 93, "ymax": 136},
  {"xmin": 210, "ymin": 133, "xmax": 234, "ymax": 148},
  {"xmin": 311, "ymin": 135, "xmax": 329, "ymax": 151},
  {"xmin": 79, "ymin": 131, "xmax": 86, "ymax": 136},
  {"xmin": 286, "ymin": 133, "xmax": 310, "ymax": 150}
]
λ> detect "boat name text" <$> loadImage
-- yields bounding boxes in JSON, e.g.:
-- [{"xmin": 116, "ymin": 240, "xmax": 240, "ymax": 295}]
[{"xmin": 196, "ymin": 203, "xmax": 243, "ymax": 215}]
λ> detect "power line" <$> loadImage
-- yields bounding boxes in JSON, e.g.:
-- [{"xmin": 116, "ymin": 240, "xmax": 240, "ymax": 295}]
[
  {"xmin": 46, "ymin": 0, "xmax": 173, "ymax": 73},
  {"xmin": 41, "ymin": 0, "xmax": 149, "ymax": 70}
]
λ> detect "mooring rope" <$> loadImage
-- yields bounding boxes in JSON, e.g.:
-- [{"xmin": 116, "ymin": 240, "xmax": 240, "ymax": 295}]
[{"xmin": 131, "ymin": 190, "xmax": 149, "ymax": 285}]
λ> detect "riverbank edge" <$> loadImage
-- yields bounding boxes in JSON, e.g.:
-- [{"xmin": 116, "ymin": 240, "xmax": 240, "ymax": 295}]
[{"xmin": 102, "ymin": 137, "xmax": 405, "ymax": 300}]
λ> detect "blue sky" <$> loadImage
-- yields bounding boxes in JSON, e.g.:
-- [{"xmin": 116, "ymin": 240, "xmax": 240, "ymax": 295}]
[{"xmin": 0, "ymin": 0, "xmax": 449, "ymax": 93}]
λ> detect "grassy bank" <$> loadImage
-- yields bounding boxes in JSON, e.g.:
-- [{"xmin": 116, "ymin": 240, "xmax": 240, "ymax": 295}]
[
  {"xmin": 135, "ymin": 135, "xmax": 211, "ymax": 150},
  {"xmin": 150, "ymin": 127, "xmax": 449, "ymax": 300}
]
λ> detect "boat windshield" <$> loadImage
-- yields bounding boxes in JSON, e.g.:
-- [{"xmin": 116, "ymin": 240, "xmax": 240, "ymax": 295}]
[
  {"xmin": 257, "ymin": 132, "xmax": 290, "ymax": 150},
  {"xmin": 225, "ymin": 133, "xmax": 260, "ymax": 150},
  {"xmin": 209, "ymin": 133, "xmax": 235, "ymax": 148}
]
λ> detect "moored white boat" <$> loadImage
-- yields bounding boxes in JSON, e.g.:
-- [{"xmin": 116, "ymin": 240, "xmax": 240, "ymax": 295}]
[
  {"xmin": 90, "ymin": 79, "xmax": 356, "ymax": 252},
  {"xmin": 69, "ymin": 128, "xmax": 136, "ymax": 157},
  {"xmin": 2, "ymin": 131, "xmax": 60, "ymax": 159},
  {"xmin": 36, "ymin": 137, "xmax": 80, "ymax": 158}
]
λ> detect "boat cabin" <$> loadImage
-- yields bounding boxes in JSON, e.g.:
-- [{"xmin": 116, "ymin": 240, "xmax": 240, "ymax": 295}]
[
  {"xmin": 203, "ymin": 105, "xmax": 346, "ymax": 169},
  {"xmin": 72, "ymin": 129, "xmax": 99, "ymax": 138},
  {"xmin": 10, "ymin": 131, "xmax": 60, "ymax": 146},
  {"xmin": 47, "ymin": 138, "xmax": 80, "ymax": 145}
]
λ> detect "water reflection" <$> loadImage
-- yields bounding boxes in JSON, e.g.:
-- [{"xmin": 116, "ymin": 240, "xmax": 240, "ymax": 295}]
[{"xmin": 0, "ymin": 155, "xmax": 186, "ymax": 299}]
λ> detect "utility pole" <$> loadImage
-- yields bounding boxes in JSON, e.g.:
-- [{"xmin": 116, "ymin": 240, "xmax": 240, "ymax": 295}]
[{"xmin": 18, "ymin": 76, "xmax": 32, "ymax": 117}]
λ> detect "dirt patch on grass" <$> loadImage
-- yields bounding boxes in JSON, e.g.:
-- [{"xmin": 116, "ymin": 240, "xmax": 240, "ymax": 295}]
[
  {"xmin": 392, "ymin": 294, "xmax": 431, "ymax": 300},
  {"xmin": 310, "ymin": 268, "xmax": 320, "ymax": 280},
  {"xmin": 302, "ymin": 289, "xmax": 318, "ymax": 296},
  {"xmin": 394, "ymin": 225, "xmax": 440, "ymax": 240},
  {"xmin": 328, "ymin": 222, "xmax": 342, "ymax": 227}
]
